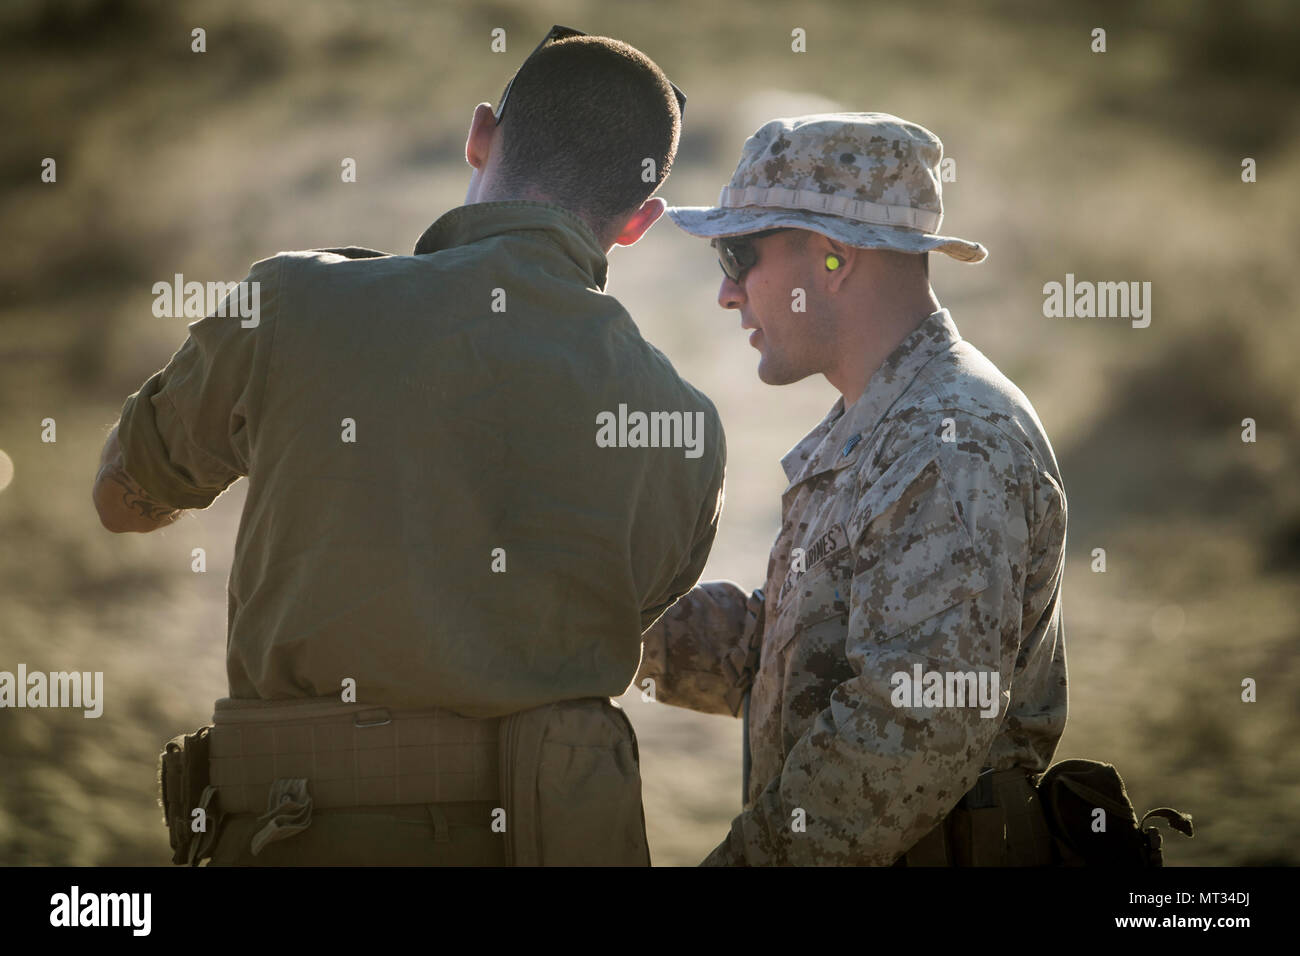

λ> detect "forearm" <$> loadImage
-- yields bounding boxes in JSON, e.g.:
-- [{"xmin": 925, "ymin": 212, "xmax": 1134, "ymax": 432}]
[
  {"xmin": 93, "ymin": 424, "xmax": 185, "ymax": 533},
  {"xmin": 636, "ymin": 580, "xmax": 758, "ymax": 716}
]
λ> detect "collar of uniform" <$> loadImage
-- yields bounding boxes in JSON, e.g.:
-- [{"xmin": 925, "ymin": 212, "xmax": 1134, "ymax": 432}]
[
  {"xmin": 412, "ymin": 200, "xmax": 609, "ymax": 290},
  {"xmin": 780, "ymin": 309, "xmax": 962, "ymax": 487}
]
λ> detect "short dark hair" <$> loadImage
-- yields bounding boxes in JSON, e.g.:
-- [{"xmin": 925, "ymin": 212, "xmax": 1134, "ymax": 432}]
[
  {"xmin": 921, "ymin": 252, "xmax": 929, "ymax": 278},
  {"xmin": 495, "ymin": 36, "xmax": 680, "ymax": 235}
]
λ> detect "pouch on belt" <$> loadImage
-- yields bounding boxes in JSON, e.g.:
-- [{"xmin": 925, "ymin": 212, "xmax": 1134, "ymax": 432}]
[
  {"xmin": 498, "ymin": 697, "xmax": 650, "ymax": 866},
  {"xmin": 158, "ymin": 725, "xmax": 221, "ymax": 866},
  {"xmin": 899, "ymin": 761, "xmax": 1194, "ymax": 866}
]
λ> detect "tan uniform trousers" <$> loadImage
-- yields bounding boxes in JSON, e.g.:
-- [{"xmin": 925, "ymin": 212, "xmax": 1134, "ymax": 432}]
[{"xmin": 203, "ymin": 696, "xmax": 649, "ymax": 866}]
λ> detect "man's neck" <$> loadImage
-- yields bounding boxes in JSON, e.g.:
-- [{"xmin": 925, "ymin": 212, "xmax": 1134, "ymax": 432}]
[
  {"xmin": 828, "ymin": 288, "xmax": 941, "ymax": 408},
  {"xmin": 470, "ymin": 186, "xmax": 612, "ymax": 251}
]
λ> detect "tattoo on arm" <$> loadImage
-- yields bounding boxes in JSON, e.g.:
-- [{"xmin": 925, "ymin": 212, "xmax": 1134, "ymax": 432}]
[{"xmin": 105, "ymin": 465, "xmax": 180, "ymax": 523}]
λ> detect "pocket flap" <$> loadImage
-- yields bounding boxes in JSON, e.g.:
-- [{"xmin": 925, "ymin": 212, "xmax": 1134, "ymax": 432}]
[{"xmin": 771, "ymin": 538, "xmax": 853, "ymax": 656}]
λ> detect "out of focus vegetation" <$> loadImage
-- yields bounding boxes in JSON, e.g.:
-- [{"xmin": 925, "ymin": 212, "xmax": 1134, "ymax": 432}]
[{"xmin": 1, "ymin": 0, "xmax": 1297, "ymax": 865}]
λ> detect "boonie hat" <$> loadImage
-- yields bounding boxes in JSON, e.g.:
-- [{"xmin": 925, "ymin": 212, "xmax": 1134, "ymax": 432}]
[{"xmin": 667, "ymin": 112, "xmax": 986, "ymax": 263}]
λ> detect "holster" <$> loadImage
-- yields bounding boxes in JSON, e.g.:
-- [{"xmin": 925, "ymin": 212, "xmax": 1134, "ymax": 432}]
[
  {"xmin": 1036, "ymin": 759, "xmax": 1194, "ymax": 866},
  {"xmin": 158, "ymin": 725, "xmax": 222, "ymax": 866},
  {"xmin": 900, "ymin": 767, "xmax": 1055, "ymax": 866},
  {"xmin": 898, "ymin": 760, "xmax": 1194, "ymax": 866}
]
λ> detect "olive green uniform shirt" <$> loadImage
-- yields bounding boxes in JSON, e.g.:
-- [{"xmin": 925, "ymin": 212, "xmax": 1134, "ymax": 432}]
[{"xmin": 118, "ymin": 201, "xmax": 726, "ymax": 718}]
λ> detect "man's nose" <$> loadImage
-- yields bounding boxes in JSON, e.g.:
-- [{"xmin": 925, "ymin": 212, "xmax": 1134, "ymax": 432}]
[{"xmin": 718, "ymin": 275, "xmax": 745, "ymax": 310}]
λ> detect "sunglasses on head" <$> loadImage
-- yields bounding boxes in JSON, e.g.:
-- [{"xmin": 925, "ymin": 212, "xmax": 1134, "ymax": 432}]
[
  {"xmin": 494, "ymin": 25, "xmax": 687, "ymax": 122},
  {"xmin": 711, "ymin": 229, "xmax": 791, "ymax": 283}
]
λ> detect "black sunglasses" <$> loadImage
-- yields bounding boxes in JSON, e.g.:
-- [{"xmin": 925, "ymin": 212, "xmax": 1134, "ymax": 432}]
[
  {"xmin": 494, "ymin": 25, "xmax": 687, "ymax": 122},
  {"xmin": 711, "ymin": 229, "xmax": 791, "ymax": 283}
]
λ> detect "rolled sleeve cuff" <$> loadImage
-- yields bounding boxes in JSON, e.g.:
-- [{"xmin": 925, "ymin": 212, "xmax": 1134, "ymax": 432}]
[{"xmin": 117, "ymin": 376, "xmax": 224, "ymax": 510}]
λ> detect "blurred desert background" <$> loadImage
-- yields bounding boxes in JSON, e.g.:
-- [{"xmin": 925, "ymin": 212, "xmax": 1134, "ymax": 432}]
[{"xmin": 1, "ymin": 0, "xmax": 1298, "ymax": 865}]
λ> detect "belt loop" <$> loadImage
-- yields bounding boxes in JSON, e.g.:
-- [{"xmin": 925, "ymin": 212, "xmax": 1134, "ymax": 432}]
[{"xmin": 426, "ymin": 805, "xmax": 450, "ymax": 843}]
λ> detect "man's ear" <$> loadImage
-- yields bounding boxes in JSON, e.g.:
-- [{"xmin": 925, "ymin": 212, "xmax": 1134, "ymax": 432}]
[
  {"xmin": 610, "ymin": 197, "xmax": 667, "ymax": 248},
  {"xmin": 821, "ymin": 236, "xmax": 855, "ymax": 292},
  {"xmin": 465, "ymin": 103, "xmax": 497, "ymax": 170}
]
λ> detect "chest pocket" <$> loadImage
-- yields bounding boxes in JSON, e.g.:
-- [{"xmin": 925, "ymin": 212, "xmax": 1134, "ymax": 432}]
[
  {"xmin": 764, "ymin": 549, "xmax": 857, "ymax": 732},
  {"xmin": 846, "ymin": 443, "xmax": 990, "ymax": 642},
  {"xmin": 771, "ymin": 542, "xmax": 853, "ymax": 659}
]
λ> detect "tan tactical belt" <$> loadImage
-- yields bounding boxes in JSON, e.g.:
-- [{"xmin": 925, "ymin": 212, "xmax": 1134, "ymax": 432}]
[
  {"xmin": 208, "ymin": 697, "xmax": 501, "ymax": 814},
  {"xmin": 173, "ymin": 695, "xmax": 645, "ymax": 864}
]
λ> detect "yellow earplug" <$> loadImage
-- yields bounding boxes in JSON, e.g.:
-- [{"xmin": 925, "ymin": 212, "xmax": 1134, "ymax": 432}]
[{"xmin": 825, "ymin": 255, "xmax": 841, "ymax": 271}]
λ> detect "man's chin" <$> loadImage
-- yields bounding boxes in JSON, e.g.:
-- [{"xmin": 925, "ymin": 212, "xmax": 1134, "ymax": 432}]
[{"xmin": 756, "ymin": 356, "xmax": 808, "ymax": 387}]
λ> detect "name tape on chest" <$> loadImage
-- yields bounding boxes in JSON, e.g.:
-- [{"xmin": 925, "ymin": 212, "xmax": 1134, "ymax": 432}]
[{"xmin": 778, "ymin": 523, "xmax": 848, "ymax": 604}]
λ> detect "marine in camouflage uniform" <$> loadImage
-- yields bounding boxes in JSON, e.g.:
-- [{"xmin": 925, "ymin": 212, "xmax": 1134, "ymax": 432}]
[{"xmin": 638, "ymin": 114, "xmax": 1067, "ymax": 866}]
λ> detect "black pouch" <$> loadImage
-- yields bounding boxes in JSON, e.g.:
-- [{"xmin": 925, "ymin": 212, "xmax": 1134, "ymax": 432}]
[
  {"xmin": 158, "ymin": 725, "xmax": 218, "ymax": 865},
  {"xmin": 1036, "ymin": 759, "xmax": 1193, "ymax": 866}
]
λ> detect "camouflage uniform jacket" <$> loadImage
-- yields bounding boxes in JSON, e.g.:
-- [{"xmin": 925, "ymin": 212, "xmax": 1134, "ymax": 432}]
[{"xmin": 636, "ymin": 308, "xmax": 1068, "ymax": 865}]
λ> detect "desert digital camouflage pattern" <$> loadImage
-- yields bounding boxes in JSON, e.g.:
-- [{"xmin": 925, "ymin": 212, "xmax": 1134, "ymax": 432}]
[
  {"xmin": 637, "ymin": 309, "xmax": 1067, "ymax": 865},
  {"xmin": 667, "ymin": 113, "xmax": 987, "ymax": 263}
]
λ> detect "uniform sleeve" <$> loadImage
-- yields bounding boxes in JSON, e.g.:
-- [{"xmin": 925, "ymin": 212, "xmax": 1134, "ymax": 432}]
[
  {"xmin": 635, "ymin": 414, "xmax": 761, "ymax": 716},
  {"xmin": 117, "ymin": 257, "xmax": 280, "ymax": 509},
  {"xmin": 635, "ymin": 580, "xmax": 760, "ymax": 716},
  {"xmin": 707, "ymin": 417, "xmax": 1032, "ymax": 866},
  {"xmin": 638, "ymin": 408, "xmax": 728, "ymax": 632}
]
